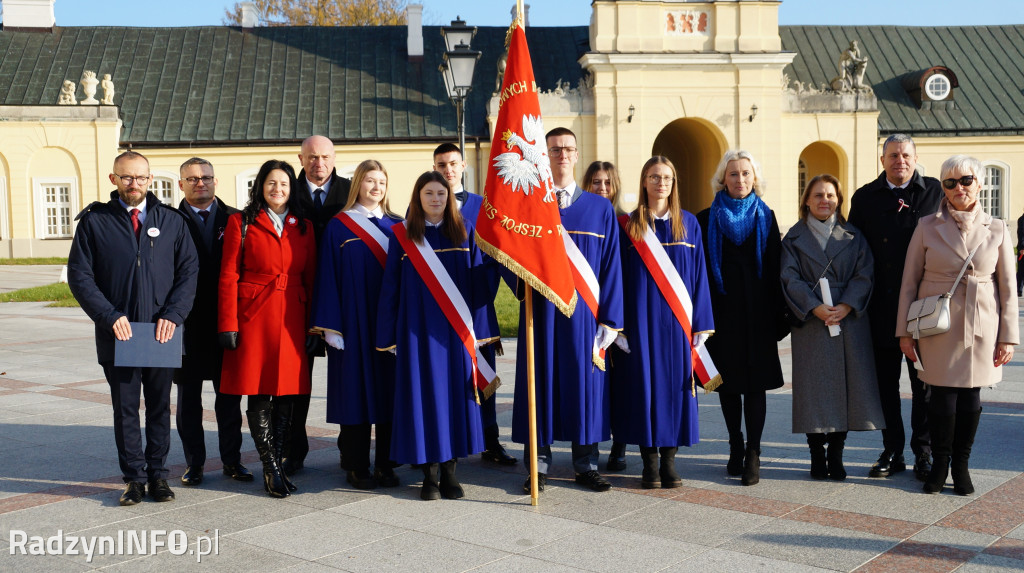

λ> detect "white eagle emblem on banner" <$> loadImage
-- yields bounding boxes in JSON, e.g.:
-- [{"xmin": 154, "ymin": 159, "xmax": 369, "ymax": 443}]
[{"xmin": 493, "ymin": 114, "xmax": 555, "ymax": 202}]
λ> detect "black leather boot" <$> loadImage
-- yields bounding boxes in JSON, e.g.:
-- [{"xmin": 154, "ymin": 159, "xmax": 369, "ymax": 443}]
[
  {"xmin": 246, "ymin": 406, "xmax": 289, "ymax": 498},
  {"xmin": 421, "ymin": 463, "xmax": 441, "ymax": 500},
  {"xmin": 659, "ymin": 447, "xmax": 682, "ymax": 488},
  {"xmin": 807, "ymin": 433, "xmax": 827, "ymax": 480},
  {"xmin": 272, "ymin": 400, "xmax": 298, "ymax": 492},
  {"xmin": 741, "ymin": 448, "xmax": 760, "ymax": 486},
  {"xmin": 640, "ymin": 447, "xmax": 660, "ymax": 489},
  {"xmin": 439, "ymin": 459, "xmax": 465, "ymax": 499},
  {"xmin": 727, "ymin": 433, "xmax": 745, "ymax": 476},
  {"xmin": 951, "ymin": 409, "xmax": 981, "ymax": 496},
  {"xmin": 924, "ymin": 414, "xmax": 955, "ymax": 494},
  {"xmin": 826, "ymin": 432, "xmax": 847, "ymax": 481}
]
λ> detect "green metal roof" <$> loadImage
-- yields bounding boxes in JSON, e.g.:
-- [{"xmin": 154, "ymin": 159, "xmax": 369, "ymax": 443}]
[
  {"xmin": 0, "ymin": 23, "xmax": 1020, "ymax": 145},
  {"xmin": 780, "ymin": 25, "xmax": 1024, "ymax": 136},
  {"xmin": 0, "ymin": 25, "xmax": 589, "ymax": 146}
]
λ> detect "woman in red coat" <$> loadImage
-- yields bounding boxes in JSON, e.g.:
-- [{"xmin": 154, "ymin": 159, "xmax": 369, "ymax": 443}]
[{"xmin": 219, "ymin": 159, "xmax": 316, "ymax": 498}]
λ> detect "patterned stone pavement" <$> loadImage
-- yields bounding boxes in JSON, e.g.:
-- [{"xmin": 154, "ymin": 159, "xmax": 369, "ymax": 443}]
[{"xmin": 1, "ymin": 264, "xmax": 1022, "ymax": 571}]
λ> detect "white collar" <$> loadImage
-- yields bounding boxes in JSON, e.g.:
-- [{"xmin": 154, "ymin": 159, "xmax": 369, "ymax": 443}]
[
  {"xmin": 119, "ymin": 198, "xmax": 147, "ymax": 216},
  {"xmin": 307, "ymin": 178, "xmax": 331, "ymax": 195},
  {"xmin": 351, "ymin": 202, "xmax": 383, "ymax": 218},
  {"xmin": 425, "ymin": 218, "xmax": 444, "ymax": 228}
]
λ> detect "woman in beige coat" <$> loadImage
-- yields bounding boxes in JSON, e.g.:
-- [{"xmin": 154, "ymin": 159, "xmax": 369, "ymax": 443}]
[{"xmin": 896, "ymin": 155, "xmax": 1019, "ymax": 496}]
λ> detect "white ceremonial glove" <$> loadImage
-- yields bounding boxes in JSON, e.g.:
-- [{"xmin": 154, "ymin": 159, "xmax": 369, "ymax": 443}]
[
  {"xmin": 387, "ymin": 348, "xmax": 396, "ymax": 356},
  {"xmin": 324, "ymin": 332, "xmax": 344, "ymax": 351},
  {"xmin": 595, "ymin": 325, "xmax": 618, "ymax": 352},
  {"xmin": 693, "ymin": 332, "xmax": 709, "ymax": 350}
]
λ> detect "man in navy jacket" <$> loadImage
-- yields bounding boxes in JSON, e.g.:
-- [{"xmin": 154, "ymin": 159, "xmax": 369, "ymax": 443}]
[{"xmin": 68, "ymin": 150, "xmax": 198, "ymax": 506}]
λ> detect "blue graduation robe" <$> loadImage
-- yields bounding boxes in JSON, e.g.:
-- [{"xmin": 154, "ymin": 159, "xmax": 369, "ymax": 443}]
[
  {"xmin": 310, "ymin": 212, "xmax": 401, "ymax": 425},
  {"xmin": 511, "ymin": 190, "xmax": 624, "ymax": 446},
  {"xmin": 611, "ymin": 213, "xmax": 714, "ymax": 447},
  {"xmin": 376, "ymin": 223, "xmax": 494, "ymax": 464}
]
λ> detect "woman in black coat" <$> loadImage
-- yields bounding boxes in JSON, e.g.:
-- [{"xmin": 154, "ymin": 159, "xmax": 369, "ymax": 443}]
[{"xmin": 697, "ymin": 150, "xmax": 786, "ymax": 486}]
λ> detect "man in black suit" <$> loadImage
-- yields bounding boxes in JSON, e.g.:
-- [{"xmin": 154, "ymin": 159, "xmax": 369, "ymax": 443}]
[
  {"xmin": 68, "ymin": 150, "xmax": 198, "ymax": 506},
  {"xmin": 848, "ymin": 133, "xmax": 942, "ymax": 481},
  {"xmin": 174, "ymin": 157, "xmax": 253, "ymax": 487},
  {"xmin": 284, "ymin": 135, "xmax": 353, "ymax": 474}
]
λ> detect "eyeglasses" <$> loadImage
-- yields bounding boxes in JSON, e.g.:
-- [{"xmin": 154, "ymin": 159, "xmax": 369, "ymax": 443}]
[
  {"xmin": 184, "ymin": 176, "xmax": 215, "ymax": 185},
  {"xmin": 548, "ymin": 147, "xmax": 577, "ymax": 157},
  {"xmin": 647, "ymin": 175, "xmax": 674, "ymax": 184},
  {"xmin": 114, "ymin": 174, "xmax": 151, "ymax": 185},
  {"xmin": 942, "ymin": 175, "xmax": 976, "ymax": 189}
]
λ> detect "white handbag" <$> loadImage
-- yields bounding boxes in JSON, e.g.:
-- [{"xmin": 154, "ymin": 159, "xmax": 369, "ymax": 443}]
[{"xmin": 906, "ymin": 245, "xmax": 978, "ymax": 339}]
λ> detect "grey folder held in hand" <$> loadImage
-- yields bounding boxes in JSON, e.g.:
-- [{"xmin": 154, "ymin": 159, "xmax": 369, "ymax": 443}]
[{"xmin": 113, "ymin": 322, "xmax": 184, "ymax": 368}]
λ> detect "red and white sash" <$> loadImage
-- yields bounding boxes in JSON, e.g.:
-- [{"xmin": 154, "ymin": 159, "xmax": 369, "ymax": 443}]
[
  {"xmin": 618, "ymin": 216, "xmax": 721, "ymax": 391},
  {"xmin": 335, "ymin": 210, "xmax": 389, "ymax": 268},
  {"xmin": 560, "ymin": 228, "xmax": 608, "ymax": 369},
  {"xmin": 391, "ymin": 223, "xmax": 499, "ymax": 398}
]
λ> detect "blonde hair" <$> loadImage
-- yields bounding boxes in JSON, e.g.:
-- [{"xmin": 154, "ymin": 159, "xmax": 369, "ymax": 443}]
[
  {"xmin": 343, "ymin": 159, "xmax": 401, "ymax": 218},
  {"xmin": 710, "ymin": 150, "xmax": 765, "ymax": 196}
]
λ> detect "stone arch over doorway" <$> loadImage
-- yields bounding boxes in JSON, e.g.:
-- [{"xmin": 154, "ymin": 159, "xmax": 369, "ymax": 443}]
[
  {"xmin": 798, "ymin": 141, "xmax": 849, "ymax": 214},
  {"xmin": 651, "ymin": 118, "xmax": 727, "ymax": 214}
]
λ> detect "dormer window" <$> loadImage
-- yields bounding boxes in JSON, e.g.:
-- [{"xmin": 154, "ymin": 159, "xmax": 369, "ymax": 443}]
[
  {"xmin": 901, "ymin": 66, "xmax": 959, "ymax": 110},
  {"xmin": 924, "ymin": 74, "xmax": 951, "ymax": 101}
]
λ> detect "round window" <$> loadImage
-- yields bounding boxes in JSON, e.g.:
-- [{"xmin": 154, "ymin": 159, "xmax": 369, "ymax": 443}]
[{"xmin": 925, "ymin": 74, "xmax": 951, "ymax": 100}]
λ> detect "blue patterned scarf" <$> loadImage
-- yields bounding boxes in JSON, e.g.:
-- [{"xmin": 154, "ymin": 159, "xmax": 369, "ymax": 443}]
[{"xmin": 708, "ymin": 190, "xmax": 771, "ymax": 294}]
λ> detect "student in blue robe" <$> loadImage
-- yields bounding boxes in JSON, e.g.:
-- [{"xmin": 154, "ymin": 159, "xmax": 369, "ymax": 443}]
[
  {"xmin": 376, "ymin": 171, "xmax": 498, "ymax": 501},
  {"xmin": 310, "ymin": 159, "xmax": 403, "ymax": 490},
  {"xmin": 613, "ymin": 156, "xmax": 715, "ymax": 489},
  {"xmin": 433, "ymin": 143, "xmax": 517, "ymax": 466},
  {"xmin": 510, "ymin": 127, "xmax": 624, "ymax": 494}
]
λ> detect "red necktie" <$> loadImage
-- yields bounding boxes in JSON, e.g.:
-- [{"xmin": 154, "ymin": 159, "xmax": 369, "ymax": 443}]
[{"xmin": 130, "ymin": 208, "xmax": 141, "ymax": 240}]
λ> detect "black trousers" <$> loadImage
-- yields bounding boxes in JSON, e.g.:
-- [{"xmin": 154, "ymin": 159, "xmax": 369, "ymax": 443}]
[
  {"xmin": 174, "ymin": 372, "xmax": 243, "ymax": 467},
  {"xmin": 338, "ymin": 422, "xmax": 394, "ymax": 471},
  {"xmin": 102, "ymin": 364, "xmax": 174, "ymax": 482},
  {"xmin": 873, "ymin": 345, "xmax": 931, "ymax": 456}
]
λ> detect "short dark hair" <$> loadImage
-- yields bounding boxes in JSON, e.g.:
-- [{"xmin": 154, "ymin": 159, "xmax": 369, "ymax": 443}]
[
  {"xmin": 545, "ymin": 127, "xmax": 576, "ymax": 144},
  {"xmin": 179, "ymin": 157, "xmax": 213, "ymax": 175},
  {"xmin": 433, "ymin": 143, "xmax": 463, "ymax": 160}
]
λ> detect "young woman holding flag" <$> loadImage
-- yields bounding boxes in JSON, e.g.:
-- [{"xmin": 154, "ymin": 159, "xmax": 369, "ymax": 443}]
[
  {"xmin": 376, "ymin": 171, "xmax": 500, "ymax": 501},
  {"xmin": 611, "ymin": 156, "xmax": 715, "ymax": 488}
]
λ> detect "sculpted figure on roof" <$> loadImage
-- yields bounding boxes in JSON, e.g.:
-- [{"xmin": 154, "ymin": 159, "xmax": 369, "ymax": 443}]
[
  {"xmin": 831, "ymin": 40, "xmax": 871, "ymax": 93},
  {"xmin": 58, "ymin": 80, "xmax": 77, "ymax": 105}
]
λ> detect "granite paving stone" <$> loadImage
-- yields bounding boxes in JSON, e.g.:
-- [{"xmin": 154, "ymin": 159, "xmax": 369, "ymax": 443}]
[{"xmin": 316, "ymin": 530, "xmax": 509, "ymax": 573}]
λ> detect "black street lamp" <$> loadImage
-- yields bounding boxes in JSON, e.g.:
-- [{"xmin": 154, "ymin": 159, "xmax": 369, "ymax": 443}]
[{"xmin": 439, "ymin": 17, "xmax": 481, "ymax": 168}]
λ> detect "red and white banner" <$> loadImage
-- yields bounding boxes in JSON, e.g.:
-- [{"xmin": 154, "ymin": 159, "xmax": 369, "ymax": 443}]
[
  {"xmin": 618, "ymin": 216, "xmax": 721, "ymax": 391},
  {"xmin": 391, "ymin": 223, "xmax": 499, "ymax": 399},
  {"xmin": 335, "ymin": 210, "xmax": 388, "ymax": 268},
  {"xmin": 475, "ymin": 19, "xmax": 576, "ymax": 318}
]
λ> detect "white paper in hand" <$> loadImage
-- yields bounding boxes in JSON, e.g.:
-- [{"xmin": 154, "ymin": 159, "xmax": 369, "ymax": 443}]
[{"xmin": 819, "ymin": 278, "xmax": 841, "ymax": 338}]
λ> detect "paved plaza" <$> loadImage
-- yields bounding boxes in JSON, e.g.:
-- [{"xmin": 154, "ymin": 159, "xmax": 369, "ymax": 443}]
[{"xmin": 1, "ymin": 265, "xmax": 1023, "ymax": 571}]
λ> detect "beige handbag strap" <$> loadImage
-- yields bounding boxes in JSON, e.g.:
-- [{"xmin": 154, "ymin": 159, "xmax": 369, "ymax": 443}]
[{"xmin": 945, "ymin": 245, "xmax": 980, "ymax": 297}]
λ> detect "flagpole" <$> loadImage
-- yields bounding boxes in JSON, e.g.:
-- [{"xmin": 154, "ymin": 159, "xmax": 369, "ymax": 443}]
[{"xmin": 525, "ymin": 285, "xmax": 539, "ymax": 505}]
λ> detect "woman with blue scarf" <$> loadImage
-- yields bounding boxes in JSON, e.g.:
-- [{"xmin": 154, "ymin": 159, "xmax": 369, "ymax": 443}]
[{"xmin": 697, "ymin": 150, "xmax": 787, "ymax": 486}]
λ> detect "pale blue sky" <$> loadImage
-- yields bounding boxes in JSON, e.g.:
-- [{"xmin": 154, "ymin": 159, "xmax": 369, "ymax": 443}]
[{"xmin": 41, "ymin": 0, "xmax": 1024, "ymax": 27}]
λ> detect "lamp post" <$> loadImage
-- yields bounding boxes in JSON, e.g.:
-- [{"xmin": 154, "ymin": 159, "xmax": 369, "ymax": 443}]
[{"xmin": 439, "ymin": 17, "xmax": 481, "ymax": 169}]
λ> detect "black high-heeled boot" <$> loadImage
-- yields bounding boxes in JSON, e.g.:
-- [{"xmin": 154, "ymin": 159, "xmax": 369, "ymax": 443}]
[
  {"xmin": 640, "ymin": 447, "xmax": 660, "ymax": 489},
  {"xmin": 727, "ymin": 434, "xmax": 745, "ymax": 476},
  {"xmin": 246, "ymin": 406, "xmax": 289, "ymax": 498},
  {"xmin": 807, "ymin": 433, "xmax": 827, "ymax": 480},
  {"xmin": 659, "ymin": 447, "xmax": 682, "ymax": 488},
  {"xmin": 272, "ymin": 400, "xmax": 298, "ymax": 492},
  {"xmin": 951, "ymin": 409, "xmax": 981, "ymax": 496},
  {"xmin": 924, "ymin": 414, "xmax": 955, "ymax": 494},
  {"xmin": 741, "ymin": 448, "xmax": 760, "ymax": 486},
  {"xmin": 826, "ymin": 432, "xmax": 847, "ymax": 481}
]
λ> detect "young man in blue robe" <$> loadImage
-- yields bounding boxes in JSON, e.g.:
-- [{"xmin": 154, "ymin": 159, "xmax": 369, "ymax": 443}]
[
  {"xmin": 510, "ymin": 128, "xmax": 624, "ymax": 494},
  {"xmin": 433, "ymin": 143, "xmax": 518, "ymax": 467}
]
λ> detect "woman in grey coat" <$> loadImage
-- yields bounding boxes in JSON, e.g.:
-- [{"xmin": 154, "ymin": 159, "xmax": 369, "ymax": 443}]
[{"xmin": 781, "ymin": 174, "xmax": 885, "ymax": 480}]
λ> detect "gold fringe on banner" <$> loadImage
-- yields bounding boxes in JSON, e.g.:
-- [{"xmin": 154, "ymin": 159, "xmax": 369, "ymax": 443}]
[{"xmin": 476, "ymin": 233, "xmax": 578, "ymax": 319}]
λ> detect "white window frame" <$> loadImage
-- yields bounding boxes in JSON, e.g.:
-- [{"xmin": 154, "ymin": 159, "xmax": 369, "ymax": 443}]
[
  {"xmin": 235, "ymin": 168, "xmax": 260, "ymax": 209},
  {"xmin": 797, "ymin": 159, "xmax": 807, "ymax": 198},
  {"xmin": 925, "ymin": 74, "xmax": 951, "ymax": 101},
  {"xmin": 150, "ymin": 170, "xmax": 179, "ymax": 206},
  {"xmin": 33, "ymin": 177, "xmax": 79, "ymax": 239},
  {"xmin": 980, "ymin": 160, "xmax": 1010, "ymax": 220}
]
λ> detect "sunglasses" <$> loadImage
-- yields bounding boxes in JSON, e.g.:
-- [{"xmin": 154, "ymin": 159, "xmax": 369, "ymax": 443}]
[{"xmin": 942, "ymin": 175, "xmax": 976, "ymax": 189}]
